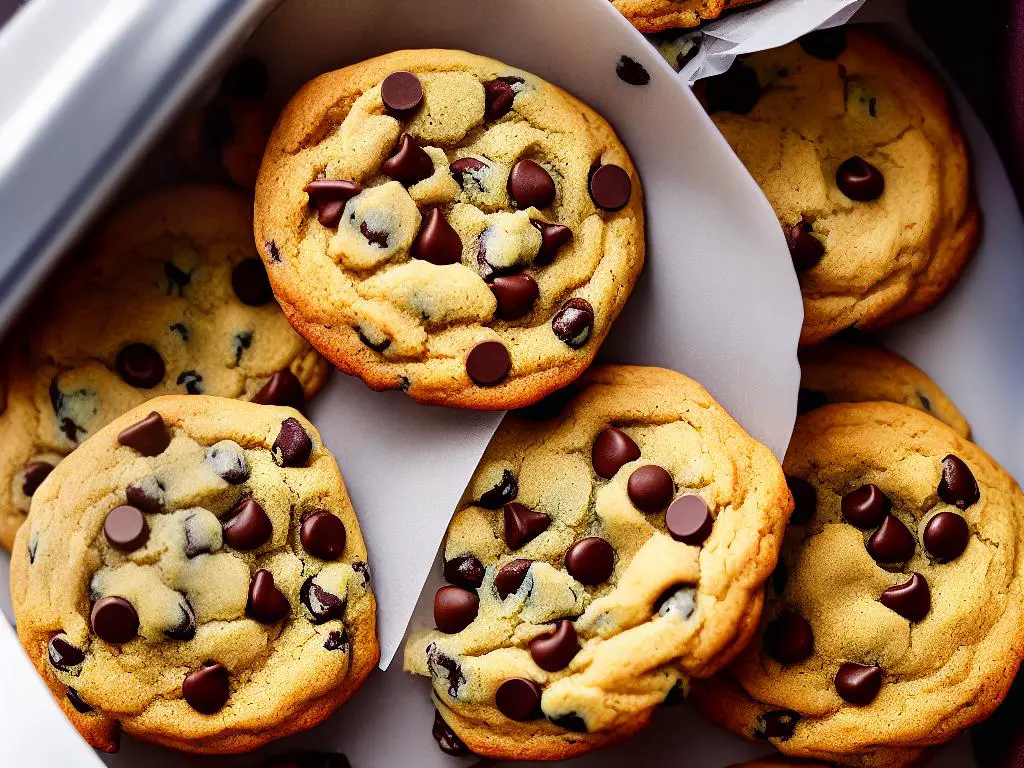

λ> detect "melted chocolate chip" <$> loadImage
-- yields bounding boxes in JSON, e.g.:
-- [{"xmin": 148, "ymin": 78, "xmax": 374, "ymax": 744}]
[
  {"xmin": 835, "ymin": 662, "xmax": 882, "ymax": 705},
  {"xmin": 532, "ymin": 220, "xmax": 572, "ymax": 266},
  {"xmin": 484, "ymin": 76, "xmax": 523, "ymax": 121},
  {"xmin": 115, "ymin": 343, "xmax": 165, "ymax": 388},
  {"xmin": 786, "ymin": 219, "xmax": 825, "ymax": 272},
  {"xmin": 206, "ymin": 440, "xmax": 250, "ymax": 484},
  {"xmin": 66, "ymin": 687, "xmax": 93, "ymax": 713},
  {"xmin": 183, "ymin": 661, "xmax": 230, "ymax": 714},
  {"xmin": 938, "ymin": 455, "xmax": 980, "ymax": 508},
  {"xmin": 450, "ymin": 157, "xmax": 489, "ymax": 186},
  {"xmin": 117, "ymin": 411, "xmax": 170, "ymax": 457},
  {"xmin": 432, "ymin": 710, "xmax": 471, "ymax": 757},
  {"xmin": 273, "ymin": 417, "xmax": 313, "ymax": 467},
  {"xmin": 879, "ymin": 572, "xmax": 930, "ymax": 621},
  {"xmin": 551, "ymin": 297, "xmax": 594, "ymax": 348},
  {"xmin": 478, "ymin": 469, "xmax": 518, "ymax": 509},
  {"xmin": 443, "ymin": 555, "xmax": 485, "ymax": 590},
  {"xmin": 434, "ymin": 585, "xmax": 479, "ymax": 634},
  {"xmin": 529, "ymin": 620, "xmax": 579, "ymax": 672},
  {"xmin": 48, "ymin": 635, "xmax": 85, "ymax": 671},
  {"xmin": 323, "ymin": 630, "xmax": 349, "ymax": 652},
  {"xmin": 503, "ymin": 502, "xmax": 550, "ymax": 549},
  {"xmin": 252, "ymin": 370, "xmax": 305, "ymax": 409},
  {"xmin": 300, "ymin": 577, "xmax": 346, "ymax": 624},
  {"xmin": 491, "ymin": 274, "xmax": 539, "ymax": 321},
  {"xmin": 177, "ymin": 370, "xmax": 203, "ymax": 395},
  {"xmin": 427, "ymin": 643, "xmax": 466, "ymax": 697},
  {"xmin": 304, "ymin": 179, "xmax": 364, "ymax": 228},
  {"xmin": 21, "ymin": 461, "xmax": 54, "ymax": 497},
  {"xmin": 550, "ymin": 713, "xmax": 587, "ymax": 732},
  {"xmin": 164, "ymin": 596, "xmax": 197, "ymax": 641},
  {"xmin": 756, "ymin": 709, "xmax": 800, "ymax": 740},
  {"xmin": 495, "ymin": 558, "xmax": 533, "ymax": 599},
  {"xmin": 126, "ymin": 480, "xmax": 164, "ymax": 514}
]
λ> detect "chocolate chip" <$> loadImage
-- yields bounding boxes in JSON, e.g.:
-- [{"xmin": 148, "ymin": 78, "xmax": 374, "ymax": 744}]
[
  {"xmin": 836, "ymin": 156, "xmax": 884, "ymax": 201},
  {"xmin": 834, "ymin": 662, "xmax": 882, "ymax": 705},
  {"xmin": 564, "ymin": 537, "xmax": 615, "ymax": 585},
  {"xmin": 842, "ymin": 484, "xmax": 890, "ymax": 529},
  {"xmin": 126, "ymin": 480, "xmax": 164, "ymax": 514},
  {"xmin": 359, "ymin": 220, "xmax": 389, "ymax": 248},
  {"xmin": 413, "ymin": 207, "xmax": 463, "ymax": 265},
  {"xmin": 432, "ymin": 710, "xmax": 471, "ymax": 757},
  {"xmin": 381, "ymin": 134, "xmax": 433, "ymax": 185},
  {"xmin": 267, "ymin": 240, "xmax": 281, "ymax": 262},
  {"xmin": 799, "ymin": 27, "xmax": 847, "ymax": 60},
  {"xmin": 495, "ymin": 559, "xmax": 533, "ymax": 599},
  {"xmin": 231, "ymin": 258, "xmax": 273, "ymax": 306},
  {"xmin": 923, "ymin": 511, "xmax": 969, "ymax": 561},
  {"xmin": 300, "ymin": 577, "xmax": 345, "ymax": 624},
  {"xmin": 508, "ymin": 159, "xmax": 555, "ymax": 209},
  {"xmin": 323, "ymin": 630, "xmax": 349, "ymax": 652},
  {"xmin": 163, "ymin": 261, "xmax": 191, "ymax": 295},
  {"xmin": 529, "ymin": 620, "xmax": 579, "ymax": 671},
  {"xmin": 273, "ymin": 417, "xmax": 312, "ymax": 467},
  {"xmin": 117, "ymin": 411, "xmax": 170, "ymax": 457},
  {"xmin": 495, "ymin": 678, "xmax": 542, "ymax": 721},
  {"xmin": 491, "ymin": 274, "xmax": 539, "ymax": 321},
  {"xmin": 66, "ymin": 687, "xmax": 93, "ymax": 713},
  {"xmin": 616, "ymin": 55, "xmax": 650, "ymax": 86},
  {"xmin": 304, "ymin": 179, "xmax": 364, "ymax": 228},
  {"xmin": 786, "ymin": 476, "xmax": 817, "ymax": 525},
  {"xmin": 666, "ymin": 494, "xmax": 714, "ymax": 545},
  {"xmin": 450, "ymin": 157, "xmax": 489, "ymax": 186},
  {"xmin": 28, "ymin": 535, "xmax": 38, "ymax": 564},
  {"xmin": 484, "ymin": 76, "xmax": 523, "ymax": 121},
  {"xmin": 551, "ymin": 297, "xmax": 595, "ymax": 348},
  {"xmin": 427, "ymin": 643, "xmax": 466, "ymax": 697},
  {"xmin": 868, "ymin": 514, "xmax": 916, "ymax": 563},
  {"xmin": 938, "ymin": 455, "xmax": 980, "ymax": 508},
  {"xmin": 21, "ymin": 461, "xmax": 54, "ymax": 496},
  {"xmin": 628, "ymin": 465, "xmax": 674, "ymax": 512},
  {"xmin": 478, "ymin": 469, "xmax": 518, "ymax": 509},
  {"xmin": 466, "ymin": 341, "xmax": 511, "ymax": 387},
  {"xmin": 879, "ymin": 572, "xmax": 930, "ymax": 621},
  {"xmin": 550, "ymin": 713, "xmax": 587, "ymax": 732},
  {"xmin": 103, "ymin": 505, "xmax": 149, "ymax": 552},
  {"xmin": 165, "ymin": 596, "xmax": 197, "ymax": 641},
  {"xmin": 756, "ymin": 709, "xmax": 800, "ymax": 740},
  {"xmin": 48, "ymin": 635, "xmax": 85, "ymax": 671},
  {"xmin": 797, "ymin": 387, "xmax": 828, "ymax": 414},
  {"xmin": 177, "ymin": 370, "xmax": 203, "ymax": 395},
  {"xmin": 381, "ymin": 71, "xmax": 423, "ymax": 117},
  {"xmin": 706, "ymin": 60, "xmax": 761, "ymax": 114},
  {"xmin": 246, "ymin": 569, "xmax": 291, "ymax": 623},
  {"xmin": 222, "ymin": 57, "xmax": 268, "ymax": 100},
  {"xmin": 503, "ymin": 502, "xmax": 550, "ymax": 549},
  {"xmin": 786, "ymin": 219, "xmax": 825, "ymax": 272},
  {"xmin": 532, "ymin": 221, "xmax": 572, "ymax": 266},
  {"xmin": 253, "ymin": 373, "xmax": 307, "ymax": 415},
  {"xmin": 206, "ymin": 440, "xmax": 250, "ymax": 484},
  {"xmin": 434, "ymin": 585, "xmax": 479, "ymax": 634},
  {"xmin": 183, "ymin": 661, "xmax": 230, "ymax": 714},
  {"xmin": 115, "ymin": 343, "xmax": 165, "ymax": 388},
  {"xmin": 589, "ymin": 164, "xmax": 632, "ymax": 212},
  {"xmin": 592, "ymin": 427, "xmax": 640, "ymax": 479},
  {"xmin": 300, "ymin": 510, "xmax": 347, "ymax": 560},
  {"xmin": 356, "ymin": 328, "xmax": 391, "ymax": 353},
  {"xmin": 443, "ymin": 556, "xmax": 485, "ymax": 589},
  {"xmin": 764, "ymin": 610, "xmax": 814, "ymax": 664},
  {"xmin": 771, "ymin": 560, "xmax": 788, "ymax": 595},
  {"xmin": 222, "ymin": 498, "xmax": 273, "ymax": 550},
  {"xmin": 90, "ymin": 596, "xmax": 138, "ymax": 644}
]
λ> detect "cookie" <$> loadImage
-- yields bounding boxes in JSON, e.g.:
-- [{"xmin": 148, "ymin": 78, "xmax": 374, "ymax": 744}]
[
  {"xmin": 404, "ymin": 364, "xmax": 792, "ymax": 760},
  {"xmin": 0, "ymin": 185, "xmax": 329, "ymax": 551},
  {"xmin": 693, "ymin": 402, "xmax": 1024, "ymax": 768},
  {"xmin": 615, "ymin": 0, "xmax": 762, "ymax": 33},
  {"xmin": 255, "ymin": 50, "xmax": 644, "ymax": 409},
  {"xmin": 704, "ymin": 27, "xmax": 980, "ymax": 345},
  {"xmin": 9, "ymin": 397, "xmax": 377, "ymax": 753},
  {"xmin": 799, "ymin": 342, "xmax": 970, "ymax": 438}
]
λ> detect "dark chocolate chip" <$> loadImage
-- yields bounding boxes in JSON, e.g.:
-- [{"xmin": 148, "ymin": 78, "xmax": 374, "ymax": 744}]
[
  {"xmin": 764, "ymin": 610, "xmax": 814, "ymax": 664},
  {"xmin": 357, "ymin": 328, "xmax": 391, "ymax": 353},
  {"xmin": 126, "ymin": 481, "xmax": 164, "ymax": 514},
  {"xmin": 206, "ymin": 440, "xmax": 250, "ymax": 484},
  {"xmin": 797, "ymin": 387, "xmax": 828, "ymax": 414},
  {"xmin": 117, "ymin": 411, "xmax": 170, "ymax": 457},
  {"xmin": 48, "ymin": 635, "xmax": 85, "ymax": 671},
  {"xmin": 771, "ymin": 560, "xmax": 788, "ymax": 595},
  {"xmin": 551, "ymin": 297, "xmax": 595, "ymax": 348},
  {"xmin": 495, "ymin": 559, "xmax": 533, "ymax": 599},
  {"xmin": 450, "ymin": 157, "xmax": 489, "ymax": 185},
  {"xmin": 273, "ymin": 417, "xmax": 312, "ymax": 467},
  {"xmin": 246, "ymin": 569, "xmax": 291, "ymax": 623},
  {"xmin": 90, "ymin": 596, "xmax": 139, "ymax": 644},
  {"xmin": 466, "ymin": 341, "xmax": 511, "ymax": 387},
  {"xmin": 756, "ymin": 709, "xmax": 800, "ymax": 740},
  {"xmin": 628, "ymin": 465, "xmax": 674, "ymax": 512},
  {"xmin": 484, "ymin": 76, "xmax": 523, "ymax": 121},
  {"xmin": 304, "ymin": 180, "xmax": 364, "ymax": 228},
  {"xmin": 867, "ymin": 514, "xmax": 916, "ymax": 563},
  {"xmin": 222, "ymin": 498, "xmax": 273, "ymax": 550},
  {"xmin": 503, "ymin": 502, "xmax": 550, "ymax": 549},
  {"xmin": 413, "ymin": 207, "xmax": 463, "ymax": 265},
  {"xmin": 115, "ymin": 343, "xmax": 165, "ymax": 388},
  {"xmin": 433, "ymin": 585, "xmax": 479, "ymax": 634},
  {"xmin": 359, "ymin": 220, "xmax": 389, "ymax": 248},
  {"xmin": 666, "ymin": 494, "xmax": 714, "ymax": 545},
  {"xmin": 799, "ymin": 27, "xmax": 847, "ymax": 60},
  {"xmin": 491, "ymin": 274, "xmax": 539, "ymax": 321},
  {"xmin": 879, "ymin": 572, "xmax": 930, "ymax": 621},
  {"xmin": 232, "ymin": 330, "xmax": 252, "ymax": 363},
  {"xmin": 495, "ymin": 678, "xmax": 542, "ymax": 721},
  {"xmin": 786, "ymin": 219, "xmax": 825, "ymax": 272},
  {"xmin": 427, "ymin": 643, "xmax": 466, "ymax": 697},
  {"xmin": 507, "ymin": 159, "xmax": 555, "ymax": 209},
  {"xmin": 592, "ymin": 427, "xmax": 640, "ymax": 479},
  {"xmin": 300, "ymin": 577, "xmax": 346, "ymax": 624},
  {"xmin": 266, "ymin": 240, "xmax": 281, "ymax": 262},
  {"xmin": 300, "ymin": 510, "xmax": 347, "ymax": 560},
  {"xmin": 222, "ymin": 57, "xmax": 268, "ymax": 100},
  {"xmin": 432, "ymin": 710, "xmax": 471, "ymax": 757},
  {"xmin": 381, "ymin": 134, "xmax": 433, "ymax": 185},
  {"xmin": 21, "ymin": 461, "xmax": 54, "ymax": 497},
  {"xmin": 103, "ymin": 506, "xmax": 149, "ymax": 552},
  {"xmin": 786, "ymin": 476, "xmax": 817, "ymax": 525},
  {"xmin": 706, "ymin": 60, "xmax": 761, "ymax": 114},
  {"xmin": 842, "ymin": 484, "xmax": 890, "ymax": 529},
  {"xmin": 923, "ymin": 511, "xmax": 969, "ymax": 561},
  {"xmin": 550, "ymin": 713, "xmax": 587, "ymax": 732},
  {"xmin": 532, "ymin": 220, "xmax": 572, "ymax": 266},
  {"xmin": 938, "ymin": 455, "xmax": 980, "ymax": 508},
  {"xmin": 381, "ymin": 71, "xmax": 423, "ymax": 116},
  {"xmin": 66, "ymin": 687, "xmax": 93, "ymax": 714},
  {"xmin": 478, "ymin": 469, "xmax": 518, "ymax": 509},
  {"xmin": 529, "ymin": 620, "xmax": 579, "ymax": 672},
  {"xmin": 177, "ymin": 370, "xmax": 203, "ymax": 395},
  {"xmin": 323, "ymin": 630, "xmax": 349, "ymax": 652},
  {"xmin": 163, "ymin": 261, "xmax": 192, "ymax": 295},
  {"xmin": 164, "ymin": 596, "xmax": 197, "ymax": 641},
  {"xmin": 616, "ymin": 55, "xmax": 650, "ymax": 85},
  {"xmin": 589, "ymin": 164, "xmax": 632, "ymax": 212},
  {"xmin": 836, "ymin": 156, "xmax": 885, "ymax": 201},
  {"xmin": 564, "ymin": 537, "xmax": 615, "ymax": 585},
  {"xmin": 232, "ymin": 258, "xmax": 273, "ymax": 306},
  {"xmin": 28, "ymin": 535, "xmax": 39, "ymax": 564},
  {"xmin": 835, "ymin": 662, "xmax": 882, "ymax": 705},
  {"xmin": 443, "ymin": 556, "xmax": 485, "ymax": 590},
  {"xmin": 183, "ymin": 661, "xmax": 230, "ymax": 714}
]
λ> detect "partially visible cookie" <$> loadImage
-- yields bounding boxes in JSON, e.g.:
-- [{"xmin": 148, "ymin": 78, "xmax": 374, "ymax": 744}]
[
  {"xmin": 694, "ymin": 402, "xmax": 1024, "ymax": 768},
  {"xmin": 799, "ymin": 342, "xmax": 970, "ymax": 438},
  {"xmin": 0, "ymin": 186, "xmax": 329, "ymax": 550},
  {"xmin": 10, "ymin": 397, "xmax": 377, "ymax": 753},
  {"xmin": 404, "ymin": 364, "xmax": 792, "ymax": 760},
  {"xmin": 705, "ymin": 27, "xmax": 980, "ymax": 345},
  {"xmin": 614, "ymin": 0, "xmax": 762, "ymax": 33},
  {"xmin": 255, "ymin": 50, "xmax": 644, "ymax": 409}
]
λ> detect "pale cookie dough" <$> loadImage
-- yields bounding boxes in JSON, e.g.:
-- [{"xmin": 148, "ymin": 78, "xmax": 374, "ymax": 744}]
[
  {"xmin": 10, "ymin": 397, "xmax": 377, "ymax": 753},
  {"xmin": 255, "ymin": 50, "xmax": 644, "ymax": 409},
  {"xmin": 0, "ymin": 185, "xmax": 329, "ymax": 551},
  {"xmin": 694, "ymin": 403, "xmax": 1024, "ymax": 768},
  {"xmin": 405, "ymin": 365, "xmax": 792, "ymax": 761}
]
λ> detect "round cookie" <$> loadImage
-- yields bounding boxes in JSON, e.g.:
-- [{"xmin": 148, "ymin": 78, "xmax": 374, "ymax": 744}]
[
  {"xmin": 255, "ymin": 49, "xmax": 644, "ymax": 409},
  {"xmin": 0, "ymin": 185, "xmax": 330, "ymax": 551},
  {"xmin": 404, "ymin": 364, "xmax": 792, "ymax": 760},
  {"xmin": 704, "ymin": 27, "xmax": 980, "ymax": 345},
  {"xmin": 10, "ymin": 397, "xmax": 377, "ymax": 753},
  {"xmin": 798, "ymin": 342, "xmax": 970, "ymax": 438},
  {"xmin": 614, "ymin": 0, "xmax": 762, "ymax": 33},
  {"xmin": 693, "ymin": 402, "xmax": 1024, "ymax": 768}
]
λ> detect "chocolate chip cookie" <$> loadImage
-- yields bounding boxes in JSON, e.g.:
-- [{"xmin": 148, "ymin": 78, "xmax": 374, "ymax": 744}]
[
  {"xmin": 255, "ymin": 50, "xmax": 644, "ymax": 409},
  {"xmin": 705, "ymin": 28, "xmax": 980, "ymax": 345},
  {"xmin": 9, "ymin": 397, "xmax": 377, "ymax": 753},
  {"xmin": 693, "ymin": 402, "xmax": 1024, "ymax": 768},
  {"xmin": 404, "ymin": 364, "xmax": 792, "ymax": 760},
  {"xmin": 0, "ymin": 185, "xmax": 329, "ymax": 551},
  {"xmin": 799, "ymin": 342, "xmax": 970, "ymax": 438},
  {"xmin": 614, "ymin": 0, "xmax": 762, "ymax": 33}
]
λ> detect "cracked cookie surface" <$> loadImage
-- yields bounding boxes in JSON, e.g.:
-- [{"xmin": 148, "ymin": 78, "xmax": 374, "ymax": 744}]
[
  {"xmin": 705, "ymin": 27, "xmax": 979, "ymax": 345},
  {"xmin": 255, "ymin": 50, "xmax": 644, "ymax": 409},
  {"xmin": 404, "ymin": 364, "xmax": 791, "ymax": 761},
  {"xmin": 613, "ymin": 0, "xmax": 761, "ymax": 33},
  {"xmin": 10, "ymin": 397, "xmax": 377, "ymax": 754},
  {"xmin": 694, "ymin": 402, "xmax": 1024, "ymax": 768},
  {"xmin": 0, "ymin": 186, "xmax": 329, "ymax": 551}
]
